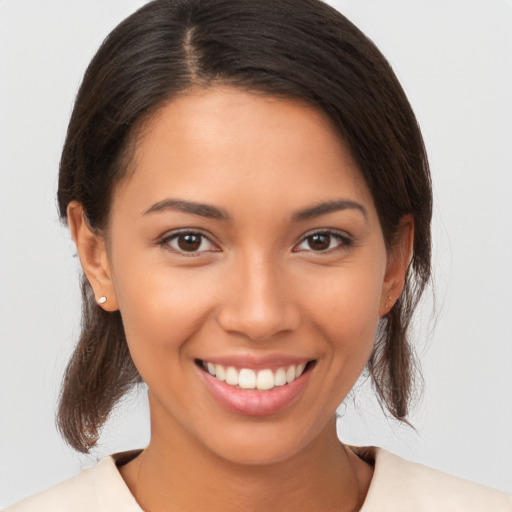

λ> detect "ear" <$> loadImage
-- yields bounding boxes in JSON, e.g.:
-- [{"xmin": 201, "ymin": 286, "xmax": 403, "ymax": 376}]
[
  {"xmin": 379, "ymin": 214, "xmax": 414, "ymax": 317},
  {"xmin": 67, "ymin": 201, "xmax": 119, "ymax": 312}
]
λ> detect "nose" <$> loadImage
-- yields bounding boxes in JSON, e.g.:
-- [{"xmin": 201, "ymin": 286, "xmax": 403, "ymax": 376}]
[{"xmin": 216, "ymin": 254, "xmax": 301, "ymax": 341}]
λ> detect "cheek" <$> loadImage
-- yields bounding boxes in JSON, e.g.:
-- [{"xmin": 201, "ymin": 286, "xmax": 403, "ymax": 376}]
[
  {"xmin": 109, "ymin": 248, "xmax": 214, "ymax": 374},
  {"xmin": 304, "ymin": 259, "xmax": 384, "ymax": 329},
  {"xmin": 299, "ymin": 255, "xmax": 386, "ymax": 372},
  {"xmin": 322, "ymin": 289, "xmax": 381, "ymax": 369},
  {"xmin": 312, "ymin": 276, "xmax": 383, "ymax": 409}
]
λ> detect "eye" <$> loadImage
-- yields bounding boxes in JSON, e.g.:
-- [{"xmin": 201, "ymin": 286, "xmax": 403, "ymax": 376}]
[
  {"xmin": 160, "ymin": 231, "xmax": 219, "ymax": 255},
  {"xmin": 294, "ymin": 230, "xmax": 351, "ymax": 253}
]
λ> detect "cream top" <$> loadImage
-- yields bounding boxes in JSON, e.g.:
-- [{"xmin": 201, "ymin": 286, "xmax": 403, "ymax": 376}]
[{"xmin": 6, "ymin": 447, "xmax": 512, "ymax": 511}]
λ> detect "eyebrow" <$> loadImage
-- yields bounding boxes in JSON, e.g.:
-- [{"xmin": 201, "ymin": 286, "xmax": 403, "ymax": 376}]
[
  {"xmin": 144, "ymin": 199, "xmax": 230, "ymax": 220},
  {"xmin": 291, "ymin": 199, "xmax": 368, "ymax": 222},
  {"xmin": 143, "ymin": 198, "xmax": 367, "ymax": 222}
]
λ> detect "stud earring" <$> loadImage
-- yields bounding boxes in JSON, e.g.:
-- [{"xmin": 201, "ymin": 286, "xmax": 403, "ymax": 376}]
[
  {"xmin": 97, "ymin": 296, "xmax": 107, "ymax": 305},
  {"xmin": 385, "ymin": 296, "xmax": 392, "ymax": 311}
]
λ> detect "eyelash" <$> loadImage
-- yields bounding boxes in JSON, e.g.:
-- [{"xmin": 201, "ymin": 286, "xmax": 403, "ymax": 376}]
[
  {"xmin": 293, "ymin": 229, "xmax": 353, "ymax": 253},
  {"xmin": 158, "ymin": 229, "xmax": 353, "ymax": 256},
  {"xmin": 159, "ymin": 230, "xmax": 219, "ymax": 257}
]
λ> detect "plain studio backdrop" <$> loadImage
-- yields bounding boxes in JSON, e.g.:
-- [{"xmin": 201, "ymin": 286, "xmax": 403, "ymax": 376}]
[{"xmin": 1, "ymin": 0, "xmax": 511, "ymax": 507}]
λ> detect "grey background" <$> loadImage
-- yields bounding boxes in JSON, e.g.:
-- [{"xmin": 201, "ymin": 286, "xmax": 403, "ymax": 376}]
[{"xmin": 1, "ymin": 0, "xmax": 511, "ymax": 507}]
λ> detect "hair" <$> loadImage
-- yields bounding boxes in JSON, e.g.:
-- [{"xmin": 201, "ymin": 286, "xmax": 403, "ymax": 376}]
[{"xmin": 57, "ymin": 0, "xmax": 432, "ymax": 453}]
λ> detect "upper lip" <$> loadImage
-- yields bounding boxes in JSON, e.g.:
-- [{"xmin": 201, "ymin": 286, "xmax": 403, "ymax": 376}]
[{"xmin": 196, "ymin": 354, "xmax": 315, "ymax": 371}]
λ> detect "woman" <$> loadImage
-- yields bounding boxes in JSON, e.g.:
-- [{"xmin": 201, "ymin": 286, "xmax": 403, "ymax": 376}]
[{"xmin": 6, "ymin": 0, "xmax": 511, "ymax": 510}]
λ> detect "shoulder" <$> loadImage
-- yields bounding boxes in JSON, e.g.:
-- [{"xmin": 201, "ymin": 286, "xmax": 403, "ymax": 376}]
[
  {"xmin": 356, "ymin": 446, "xmax": 512, "ymax": 512},
  {"xmin": 5, "ymin": 454, "xmax": 142, "ymax": 512}
]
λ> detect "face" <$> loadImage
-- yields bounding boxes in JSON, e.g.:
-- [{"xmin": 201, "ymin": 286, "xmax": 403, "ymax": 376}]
[{"xmin": 73, "ymin": 86, "xmax": 408, "ymax": 465}]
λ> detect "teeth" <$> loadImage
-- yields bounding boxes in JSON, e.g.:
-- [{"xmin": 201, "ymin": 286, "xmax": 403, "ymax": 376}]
[
  {"xmin": 202, "ymin": 361, "xmax": 309, "ymax": 390},
  {"xmin": 239, "ymin": 369, "xmax": 256, "ymax": 389},
  {"xmin": 225, "ymin": 366, "xmax": 238, "ymax": 386},
  {"xmin": 215, "ymin": 364, "xmax": 225, "ymax": 381},
  {"xmin": 295, "ymin": 363, "xmax": 306, "ymax": 378},
  {"xmin": 256, "ymin": 369, "xmax": 274, "ymax": 390},
  {"xmin": 286, "ymin": 366, "xmax": 296, "ymax": 384},
  {"xmin": 274, "ymin": 368, "xmax": 287, "ymax": 387}
]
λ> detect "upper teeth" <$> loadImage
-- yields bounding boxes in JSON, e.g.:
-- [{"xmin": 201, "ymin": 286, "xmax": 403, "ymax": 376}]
[{"xmin": 204, "ymin": 362, "xmax": 307, "ymax": 390}]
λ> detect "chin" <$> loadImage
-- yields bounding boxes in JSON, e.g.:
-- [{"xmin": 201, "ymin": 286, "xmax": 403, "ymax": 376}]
[
  {"xmin": 204, "ymin": 432, "xmax": 310, "ymax": 466},
  {"xmin": 193, "ymin": 413, "xmax": 336, "ymax": 467}
]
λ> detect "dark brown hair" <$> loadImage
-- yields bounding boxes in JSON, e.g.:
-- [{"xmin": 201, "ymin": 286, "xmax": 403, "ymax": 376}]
[{"xmin": 57, "ymin": 0, "xmax": 432, "ymax": 453}]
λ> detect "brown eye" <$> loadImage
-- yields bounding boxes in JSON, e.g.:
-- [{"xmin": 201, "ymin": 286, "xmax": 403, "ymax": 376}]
[
  {"xmin": 307, "ymin": 233, "xmax": 331, "ymax": 251},
  {"xmin": 177, "ymin": 233, "xmax": 202, "ymax": 251},
  {"xmin": 162, "ymin": 231, "xmax": 218, "ymax": 254},
  {"xmin": 294, "ymin": 230, "xmax": 352, "ymax": 253}
]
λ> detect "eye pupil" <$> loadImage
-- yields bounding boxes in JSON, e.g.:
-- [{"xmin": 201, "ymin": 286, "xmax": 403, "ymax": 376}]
[
  {"xmin": 178, "ymin": 234, "xmax": 201, "ymax": 251},
  {"xmin": 308, "ymin": 233, "xmax": 330, "ymax": 251}
]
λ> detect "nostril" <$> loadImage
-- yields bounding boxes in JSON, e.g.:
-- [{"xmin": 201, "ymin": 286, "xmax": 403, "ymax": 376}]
[{"xmin": 216, "ymin": 302, "xmax": 301, "ymax": 342}]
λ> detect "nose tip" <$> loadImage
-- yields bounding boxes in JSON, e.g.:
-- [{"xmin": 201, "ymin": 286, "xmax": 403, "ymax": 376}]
[
  {"xmin": 216, "ymin": 268, "xmax": 301, "ymax": 341},
  {"xmin": 217, "ymin": 302, "xmax": 301, "ymax": 341}
]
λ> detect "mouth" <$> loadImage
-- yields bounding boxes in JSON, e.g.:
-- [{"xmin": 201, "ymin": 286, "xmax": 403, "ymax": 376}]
[
  {"xmin": 196, "ymin": 357, "xmax": 316, "ymax": 415},
  {"xmin": 195, "ymin": 359, "xmax": 316, "ymax": 391}
]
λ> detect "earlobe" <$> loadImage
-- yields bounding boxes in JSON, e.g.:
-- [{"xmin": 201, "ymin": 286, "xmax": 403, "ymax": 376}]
[
  {"xmin": 67, "ymin": 201, "xmax": 119, "ymax": 312},
  {"xmin": 380, "ymin": 215, "xmax": 414, "ymax": 316}
]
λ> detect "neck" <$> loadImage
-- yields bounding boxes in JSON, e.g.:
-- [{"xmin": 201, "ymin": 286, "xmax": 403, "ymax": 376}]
[{"xmin": 119, "ymin": 402, "xmax": 372, "ymax": 512}]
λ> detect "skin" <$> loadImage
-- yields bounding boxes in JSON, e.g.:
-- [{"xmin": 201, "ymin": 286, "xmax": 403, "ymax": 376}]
[{"xmin": 68, "ymin": 86, "xmax": 413, "ymax": 512}]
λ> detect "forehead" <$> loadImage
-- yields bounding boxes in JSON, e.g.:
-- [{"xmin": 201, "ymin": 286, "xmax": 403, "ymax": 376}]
[{"xmin": 113, "ymin": 86, "xmax": 376, "ymax": 221}]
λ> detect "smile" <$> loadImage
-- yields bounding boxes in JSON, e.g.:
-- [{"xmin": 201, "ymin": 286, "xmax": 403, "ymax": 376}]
[
  {"xmin": 197, "ymin": 358, "xmax": 316, "ymax": 416},
  {"xmin": 200, "ymin": 360, "xmax": 309, "ymax": 391}
]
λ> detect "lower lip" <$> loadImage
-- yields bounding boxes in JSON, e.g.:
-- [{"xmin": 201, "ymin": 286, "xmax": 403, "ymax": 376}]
[{"xmin": 199, "ymin": 366, "xmax": 311, "ymax": 416}]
